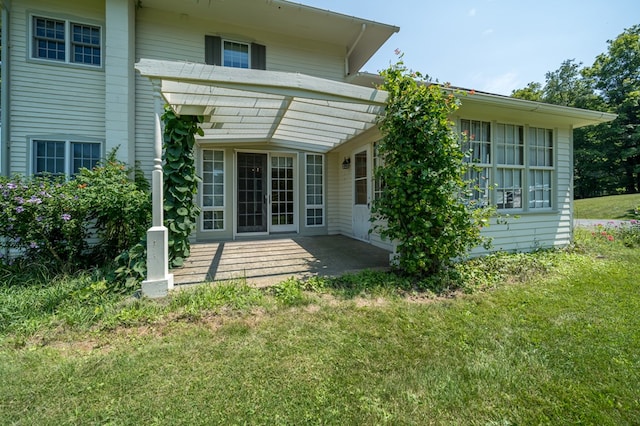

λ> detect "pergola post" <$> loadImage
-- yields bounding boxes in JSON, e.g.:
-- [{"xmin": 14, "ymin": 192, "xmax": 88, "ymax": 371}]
[{"xmin": 141, "ymin": 80, "xmax": 174, "ymax": 298}]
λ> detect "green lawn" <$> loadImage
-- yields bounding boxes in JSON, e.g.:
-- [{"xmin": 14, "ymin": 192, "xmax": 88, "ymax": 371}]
[
  {"xmin": 574, "ymin": 193, "xmax": 640, "ymax": 219},
  {"xmin": 1, "ymin": 230, "xmax": 639, "ymax": 424}
]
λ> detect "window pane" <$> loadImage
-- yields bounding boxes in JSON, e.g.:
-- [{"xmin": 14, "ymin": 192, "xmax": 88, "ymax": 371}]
[
  {"xmin": 496, "ymin": 169, "xmax": 522, "ymax": 209},
  {"xmin": 72, "ymin": 142, "xmax": 101, "ymax": 173},
  {"xmin": 305, "ymin": 154, "xmax": 324, "ymax": 226},
  {"xmin": 34, "ymin": 140, "xmax": 65, "ymax": 175},
  {"xmin": 71, "ymin": 23, "xmax": 101, "ymax": 66},
  {"xmin": 223, "ymin": 40, "xmax": 249, "ymax": 68}
]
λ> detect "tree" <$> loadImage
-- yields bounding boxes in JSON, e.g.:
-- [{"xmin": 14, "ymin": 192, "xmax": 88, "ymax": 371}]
[
  {"xmin": 587, "ymin": 25, "xmax": 640, "ymax": 193},
  {"xmin": 511, "ymin": 27, "xmax": 640, "ymax": 197},
  {"xmin": 372, "ymin": 60, "xmax": 490, "ymax": 278},
  {"xmin": 511, "ymin": 82, "xmax": 543, "ymax": 101}
]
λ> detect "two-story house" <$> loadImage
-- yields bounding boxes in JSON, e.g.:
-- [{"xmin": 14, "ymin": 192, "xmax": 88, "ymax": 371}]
[{"xmin": 0, "ymin": 0, "xmax": 615, "ymax": 296}]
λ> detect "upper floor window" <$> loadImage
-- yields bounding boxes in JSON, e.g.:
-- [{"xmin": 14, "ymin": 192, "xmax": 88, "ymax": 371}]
[
  {"xmin": 33, "ymin": 140, "xmax": 101, "ymax": 176},
  {"xmin": 32, "ymin": 16, "xmax": 102, "ymax": 66},
  {"xmin": 223, "ymin": 40, "xmax": 249, "ymax": 68},
  {"xmin": 205, "ymin": 35, "xmax": 266, "ymax": 70}
]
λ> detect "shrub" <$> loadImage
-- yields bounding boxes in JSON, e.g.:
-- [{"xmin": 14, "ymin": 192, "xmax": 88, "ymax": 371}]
[
  {"xmin": 0, "ymin": 150, "xmax": 150, "ymax": 276},
  {"xmin": 0, "ymin": 175, "xmax": 90, "ymax": 271},
  {"xmin": 76, "ymin": 152, "xmax": 151, "ymax": 263},
  {"xmin": 373, "ymin": 57, "xmax": 492, "ymax": 277}
]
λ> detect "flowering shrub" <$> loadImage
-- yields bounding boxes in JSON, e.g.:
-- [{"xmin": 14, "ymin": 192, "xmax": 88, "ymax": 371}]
[
  {"xmin": 590, "ymin": 221, "xmax": 640, "ymax": 248},
  {"xmin": 0, "ymin": 176, "xmax": 89, "ymax": 270},
  {"xmin": 0, "ymin": 151, "xmax": 150, "ymax": 274}
]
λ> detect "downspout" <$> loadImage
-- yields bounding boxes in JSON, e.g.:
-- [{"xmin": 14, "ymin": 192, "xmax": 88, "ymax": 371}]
[
  {"xmin": 1, "ymin": 1, "xmax": 9, "ymax": 177},
  {"xmin": 344, "ymin": 23, "xmax": 366, "ymax": 76}
]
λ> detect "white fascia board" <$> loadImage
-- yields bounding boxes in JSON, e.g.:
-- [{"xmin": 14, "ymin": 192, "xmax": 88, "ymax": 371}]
[{"xmin": 135, "ymin": 59, "xmax": 389, "ymax": 106}]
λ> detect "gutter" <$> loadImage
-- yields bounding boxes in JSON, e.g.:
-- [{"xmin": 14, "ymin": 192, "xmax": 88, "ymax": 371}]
[{"xmin": 345, "ymin": 23, "xmax": 366, "ymax": 76}]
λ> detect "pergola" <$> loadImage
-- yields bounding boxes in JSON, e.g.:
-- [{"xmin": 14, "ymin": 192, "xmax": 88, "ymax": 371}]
[{"xmin": 135, "ymin": 58, "xmax": 389, "ymax": 297}]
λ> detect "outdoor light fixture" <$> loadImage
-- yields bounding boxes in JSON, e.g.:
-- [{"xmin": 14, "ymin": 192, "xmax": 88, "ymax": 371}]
[{"xmin": 342, "ymin": 157, "xmax": 351, "ymax": 169}]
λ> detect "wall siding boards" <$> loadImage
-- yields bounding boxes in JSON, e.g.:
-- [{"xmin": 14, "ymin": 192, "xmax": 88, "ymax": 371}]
[{"xmin": 9, "ymin": 0, "xmax": 106, "ymax": 174}]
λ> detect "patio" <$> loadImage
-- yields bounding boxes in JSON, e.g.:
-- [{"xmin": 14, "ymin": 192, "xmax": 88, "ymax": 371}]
[{"xmin": 173, "ymin": 235, "xmax": 392, "ymax": 287}]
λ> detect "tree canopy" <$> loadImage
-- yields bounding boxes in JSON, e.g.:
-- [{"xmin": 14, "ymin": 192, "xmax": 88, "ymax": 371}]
[{"xmin": 512, "ymin": 25, "xmax": 640, "ymax": 197}]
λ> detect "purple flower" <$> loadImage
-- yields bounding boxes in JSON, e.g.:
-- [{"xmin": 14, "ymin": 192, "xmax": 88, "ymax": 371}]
[
  {"xmin": 15, "ymin": 206, "xmax": 24, "ymax": 213},
  {"xmin": 30, "ymin": 241, "xmax": 39, "ymax": 249},
  {"xmin": 36, "ymin": 216, "xmax": 43, "ymax": 222},
  {"xmin": 14, "ymin": 196, "xmax": 25, "ymax": 204},
  {"xmin": 61, "ymin": 213, "xmax": 71, "ymax": 221},
  {"xmin": 27, "ymin": 196, "xmax": 42, "ymax": 204},
  {"xmin": 7, "ymin": 182, "xmax": 17, "ymax": 190}
]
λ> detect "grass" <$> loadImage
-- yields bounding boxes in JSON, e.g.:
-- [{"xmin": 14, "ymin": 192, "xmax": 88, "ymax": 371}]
[
  {"xmin": 574, "ymin": 193, "xmax": 640, "ymax": 219},
  {"xmin": 1, "ymin": 229, "xmax": 639, "ymax": 424}
]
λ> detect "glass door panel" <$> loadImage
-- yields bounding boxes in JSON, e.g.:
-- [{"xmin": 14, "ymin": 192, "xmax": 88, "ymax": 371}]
[
  {"xmin": 271, "ymin": 155, "xmax": 296, "ymax": 232},
  {"xmin": 237, "ymin": 153, "xmax": 267, "ymax": 233}
]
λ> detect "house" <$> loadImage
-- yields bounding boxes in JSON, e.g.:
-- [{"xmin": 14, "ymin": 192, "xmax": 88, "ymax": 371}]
[{"xmin": 0, "ymin": 0, "xmax": 616, "ymax": 296}]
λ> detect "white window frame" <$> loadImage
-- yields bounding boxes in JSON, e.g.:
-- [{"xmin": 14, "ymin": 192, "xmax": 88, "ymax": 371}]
[
  {"xmin": 495, "ymin": 123, "xmax": 524, "ymax": 210},
  {"xmin": 305, "ymin": 153, "xmax": 324, "ymax": 227},
  {"xmin": 200, "ymin": 149, "xmax": 226, "ymax": 232},
  {"xmin": 30, "ymin": 14, "xmax": 103, "ymax": 68},
  {"xmin": 30, "ymin": 138, "xmax": 102, "ymax": 176},
  {"xmin": 222, "ymin": 39, "xmax": 250, "ymax": 69},
  {"xmin": 458, "ymin": 119, "xmax": 557, "ymax": 213},
  {"xmin": 460, "ymin": 119, "xmax": 492, "ymax": 207},
  {"xmin": 527, "ymin": 126, "xmax": 554, "ymax": 210}
]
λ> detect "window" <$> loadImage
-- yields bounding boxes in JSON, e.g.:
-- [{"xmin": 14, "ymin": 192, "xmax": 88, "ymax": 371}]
[
  {"xmin": 32, "ymin": 16, "xmax": 101, "ymax": 66},
  {"xmin": 202, "ymin": 149, "xmax": 225, "ymax": 231},
  {"xmin": 461, "ymin": 120, "xmax": 491, "ymax": 206},
  {"xmin": 204, "ymin": 36, "xmax": 266, "ymax": 70},
  {"xmin": 223, "ymin": 40, "xmax": 249, "ymax": 68},
  {"xmin": 459, "ymin": 120, "xmax": 555, "ymax": 211},
  {"xmin": 495, "ymin": 124, "xmax": 524, "ymax": 209},
  {"xmin": 305, "ymin": 154, "xmax": 324, "ymax": 226},
  {"xmin": 373, "ymin": 141, "xmax": 384, "ymax": 201},
  {"xmin": 33, "ymin": 140, "xmax": 101, "ymax": 176},
  {"xmin": 528, "ymin": 127, "xmax": 554, "ymax": 209}
]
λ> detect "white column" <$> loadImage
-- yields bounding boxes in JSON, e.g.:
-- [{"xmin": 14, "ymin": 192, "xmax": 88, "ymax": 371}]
[
  {"xmin": 141, "ymin": 80, "xmax": 174, "ymax": 298},
  {"xmin": 104, "ymin": 0, "xmax": 135, "ymax": 163}
]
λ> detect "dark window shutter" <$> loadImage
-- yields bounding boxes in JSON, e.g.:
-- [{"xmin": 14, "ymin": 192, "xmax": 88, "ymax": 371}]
[
  {"xmin": 205, "ymin": 35, "xmax": 222, "ymax": 66},
  {"xmin": 251, "ymin": 43, "xmax": 266, "ymax": 70}
]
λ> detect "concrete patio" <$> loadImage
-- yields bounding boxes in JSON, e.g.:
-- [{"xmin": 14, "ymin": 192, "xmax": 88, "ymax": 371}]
[{"xmin": 173, "ymin": 235, "xmax": 392, "ymax": 287}]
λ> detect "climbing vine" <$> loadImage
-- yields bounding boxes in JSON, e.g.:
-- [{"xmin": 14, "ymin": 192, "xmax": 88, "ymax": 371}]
[
  {"xmin": 372, "ymin": 59, "xmax": 492, "ymax": 277},
  {"xmin": 162, "ymin": 105, "xmax": 204, "ymax": 267}
]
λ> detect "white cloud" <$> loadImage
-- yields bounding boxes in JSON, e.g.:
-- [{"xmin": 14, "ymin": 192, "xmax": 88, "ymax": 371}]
[
  {"xmin": 468, "ymin": 8, "xmax": 476, "ymax": 17},
  {"xmin": 483, "ymin": 28, "xmax": 494, "ymax": 36},
  {"xmin": 480, "ymin": 72, "xmax": 520, "ymax": 96}
]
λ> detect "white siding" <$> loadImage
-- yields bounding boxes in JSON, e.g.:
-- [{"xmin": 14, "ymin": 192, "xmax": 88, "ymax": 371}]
[
  {"xmin": 9, "ymin": 0, "xmax": 106, "ymax": 174},
  {"xmin": 134, "ymin": 7, "xmax": 348, "ymax": 175}
]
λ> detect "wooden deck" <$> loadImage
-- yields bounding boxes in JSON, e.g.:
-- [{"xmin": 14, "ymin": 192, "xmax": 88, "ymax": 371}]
[{"xmin": 173, "ymin": 235, "xmax": 391, "ymax": 287}]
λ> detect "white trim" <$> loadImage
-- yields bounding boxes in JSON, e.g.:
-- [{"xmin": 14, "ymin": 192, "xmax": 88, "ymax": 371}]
[
  {"xmin": 304, "ymin": 153, "xmax": 325, "ymax": 228},
  {"xmin": 27, "ymin": 11, "xmax": 104, "ymax": 70},
  {"xmin": 28, "ymin": 136, "xmax": 103, "ymax": 176},
  {"xmin": 200, "ymin": 148, "xmax": 226, "ymax": 233},
  {"xmin": 221, "ymin": 38, "xmax": 251, "ymax": 69}
]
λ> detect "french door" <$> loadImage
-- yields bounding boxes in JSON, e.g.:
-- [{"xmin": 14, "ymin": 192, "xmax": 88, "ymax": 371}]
[
  {"xmin": 237, "ymin": 153, "xmax": 268, "ymax": 233},
  {"xmin": 236, "ymin": 152, "xmax": 296, "ymax": 234},
  {"xmin": 352, "ymin": 147, "xmax": 371, "ymax": 241}
]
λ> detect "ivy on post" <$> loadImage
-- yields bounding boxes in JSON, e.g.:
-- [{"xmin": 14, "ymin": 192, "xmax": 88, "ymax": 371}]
[
  {"xmin": 161, "ymin": 105, "xmax": 204, "ymax": 268},
  {"xmin": 372, "ymin": 58, "xmax": 492, "ymax": 280}
]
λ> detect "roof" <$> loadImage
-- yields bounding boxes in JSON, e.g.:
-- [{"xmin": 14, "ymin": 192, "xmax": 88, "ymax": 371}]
[
  {"xmin": 348, "ymin": 72, "xmax": 617, "ymax": 129},
  {"xmin": 136, "ymin": 59, "xmax": 388, "ymax": 153},
  {"xmin": 139, "ymin": 0, "xmax": 399, "ymax": 74}
]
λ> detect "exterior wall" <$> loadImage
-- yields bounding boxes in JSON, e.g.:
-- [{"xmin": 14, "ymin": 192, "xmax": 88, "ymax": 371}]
[
  {"xmin": 7, "ymin": 0, "xmax": 106, "ymax": 175},
  {"xmin": 134, "ymin": 6, "xmax": 347, "ymax": 175},
  {"xmin": 476, "ymin": 127, "xmax": 573, "ymax": 253},
  {"xmin": 192, "ymin": 143, "xmax": 330, "ymax": 242}
]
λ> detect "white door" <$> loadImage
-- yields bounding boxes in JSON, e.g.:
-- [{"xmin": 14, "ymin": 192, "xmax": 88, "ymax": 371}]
[
  {"xmin": 352, "ymin": 147, "xmax": 371, "ymax": 241},
  {"xmin": 269, "ymin": 154, "xmax": 297, "ymax": 233}
]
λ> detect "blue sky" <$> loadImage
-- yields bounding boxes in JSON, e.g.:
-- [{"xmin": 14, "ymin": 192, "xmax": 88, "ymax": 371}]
[{"xmin": 299, "ymin": 0, "xmax": 639, "ymax": 95}]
